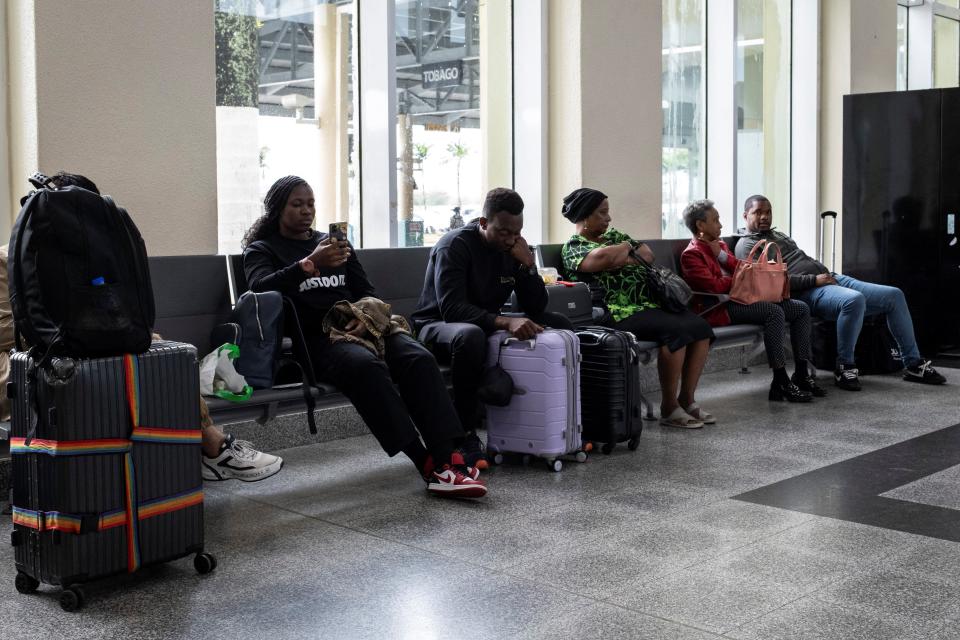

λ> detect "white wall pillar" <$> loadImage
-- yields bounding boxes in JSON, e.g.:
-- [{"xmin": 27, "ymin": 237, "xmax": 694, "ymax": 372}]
[
  {"xmin": 314, "ymin": 3, "xmax": 339, "ymax": 230},
  {"xmin": 0, "ymin": 4, "xmax": 11, "ymax": 241},
  {"xmin": 546, "ymin": 0, "xmax": 582, "ymax": 243},
  {"xmin": 357, "ymin": 0, "xmax": 397, "ymax": 248},
  {"xmin": 512, "ymin": 0, "xmax": 548, "ymax": 244},
  {"xmin": 706, "ymin": 0, "xmax": 736, "ymax": 226},
  {"xmin": 12, "ymin": 0, "xmax": 218, "ymax": 256},
  {"xmin": 547, "ymin": 0, "xmax": 662, "ymax": 242},
  {"xmin": 907, "ymin": 0, "xmax": 934, "ymax": 89},
  {"xmin": 6, "ymin": 0, "xmax": 39, "ymax": 232},
  {"xmin": 481, "ymin": 0, "xmax": 515, "ymax": 198},
  {"xmin": 790, "ymin": 0, "xmax": 820, "ymax": 254}
]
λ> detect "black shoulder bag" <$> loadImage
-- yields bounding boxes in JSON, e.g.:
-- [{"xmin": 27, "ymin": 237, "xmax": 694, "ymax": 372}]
[{"xmin": 630, "ymin": 249, "xmax": 693, "ymax": 313}]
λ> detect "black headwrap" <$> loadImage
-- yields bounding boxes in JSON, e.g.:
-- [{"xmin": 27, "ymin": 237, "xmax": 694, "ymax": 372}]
[{"xmin": 562, "ymin": 188, "xmax": 607, "ymax": 223}]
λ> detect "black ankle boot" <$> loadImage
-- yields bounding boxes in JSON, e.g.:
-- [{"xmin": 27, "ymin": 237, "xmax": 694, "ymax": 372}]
[
  {"xmin": 791, "ymin": 372, "xmax": 827, "ymax": 397},
  {"xmin": 769, "ymin": 379, "xmax": 814, "ymax": 402}
]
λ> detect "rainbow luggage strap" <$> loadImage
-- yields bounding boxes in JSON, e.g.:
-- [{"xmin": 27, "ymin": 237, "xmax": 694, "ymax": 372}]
[{"xmin": 11, "ymin": 354, "xmax": 203, "ymax": 572}]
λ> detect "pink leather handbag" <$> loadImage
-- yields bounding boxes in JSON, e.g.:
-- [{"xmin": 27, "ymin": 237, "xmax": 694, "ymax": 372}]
[{"xmin": 729, "ymin": 240, "xmax": 790, "ymax": 304}]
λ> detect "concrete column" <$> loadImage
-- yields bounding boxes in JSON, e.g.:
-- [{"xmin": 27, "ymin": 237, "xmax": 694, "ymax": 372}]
[
  {"xmin": 313, "ymin": 3, "xmax": 339, "ymax": 230},
  {"xmin": 0, "ymin": 5, "xmax": 10, "ymax": 240},
  {"xmin": 547, "ymin": 0, "xmax": 582, "ymax": 243},
  {"xmin": 7, "ymin": 0, "xmax": 218, "ymax": 256},
  {"xmin": 480, "ymin": 0, "xmax": 513, "ymax": 193},
  {"xmin": 548, "ymin": 0, "xmax": 662, "ymax": 242},
  {"xmin": 820, "ymin": 0, "xmax": 897, "ymax": 267},
  {"xmin": 6, "ymin": 0, "xmax": 40, "ymax": 234},
  {"xmin": 335, "ymin": 9, "xmax": 352, "ymax": 226},
  {"xmin": 761, "ymin": 0, "xmax": 791, "ymax": 227}
]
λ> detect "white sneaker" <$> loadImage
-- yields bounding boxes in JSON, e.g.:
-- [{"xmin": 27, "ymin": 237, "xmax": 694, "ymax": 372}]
[{"xmin": 202, "ymin": 437, "xmax": 283, "ymax": 482}]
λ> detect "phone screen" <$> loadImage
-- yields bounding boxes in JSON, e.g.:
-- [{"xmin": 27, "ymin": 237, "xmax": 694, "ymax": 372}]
[{"xmin": 329, "ymin": 222, "xmax": 348, "ymax": 242}]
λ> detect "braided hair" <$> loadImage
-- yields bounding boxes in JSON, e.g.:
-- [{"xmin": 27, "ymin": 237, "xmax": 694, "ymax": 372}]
[{"xmin": 241, "ymin": 175, "xmax": 308, "ymax": 248}]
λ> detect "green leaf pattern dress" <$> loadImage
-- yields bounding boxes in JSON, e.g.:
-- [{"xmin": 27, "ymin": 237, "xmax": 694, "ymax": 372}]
[{"xmin": 561, "ymin": 228, "xmax": 659, "ymax": 323}]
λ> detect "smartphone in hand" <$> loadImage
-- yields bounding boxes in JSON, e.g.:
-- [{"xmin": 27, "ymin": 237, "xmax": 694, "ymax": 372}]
[{"xmin": 329, "ymin": 221, "xmax": 348, "ymax": 243}]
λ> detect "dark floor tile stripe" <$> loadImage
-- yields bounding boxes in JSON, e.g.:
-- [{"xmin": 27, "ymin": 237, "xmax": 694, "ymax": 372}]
[{"xmin": 733, "ymin": 423, "xmax": 960, "ymax": 542}]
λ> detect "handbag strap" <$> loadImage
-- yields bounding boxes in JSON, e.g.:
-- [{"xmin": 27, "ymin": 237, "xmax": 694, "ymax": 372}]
[
  {"xmin": 758, "ymin": 240, "xmax": 783, "ymax": 265},
  {"xmin": 745, "ymin": 239, "xmax": 768, "ymax": 263}
]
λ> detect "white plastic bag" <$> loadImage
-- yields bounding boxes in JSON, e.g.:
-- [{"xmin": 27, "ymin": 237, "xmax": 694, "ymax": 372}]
[{"xmin": 199, "ymin": 343, "xmax": 253, "ymax": 402}]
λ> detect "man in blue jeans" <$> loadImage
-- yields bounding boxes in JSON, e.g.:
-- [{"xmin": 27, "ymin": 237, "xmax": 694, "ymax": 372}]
[{"xmin": 735, "ymin": 195, "xmax": 946, "ymax": 391}]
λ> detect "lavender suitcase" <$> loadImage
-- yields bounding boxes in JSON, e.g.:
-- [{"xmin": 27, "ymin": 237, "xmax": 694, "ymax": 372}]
[{"xmin": 483, "ymin": 329, "xmax": 585, "ymax": 471}]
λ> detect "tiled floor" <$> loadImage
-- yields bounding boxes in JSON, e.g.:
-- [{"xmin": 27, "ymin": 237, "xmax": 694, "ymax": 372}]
[{"xmin": 1, "ymin": 366, "xmax": 959, "ymax": 639}]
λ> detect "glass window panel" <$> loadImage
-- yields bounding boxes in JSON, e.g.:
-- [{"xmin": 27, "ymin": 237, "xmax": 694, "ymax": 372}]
[
  {"xmin": 662, "ymin": 0, "xmax": 706, "ymax": 239},
  {"xmin": 897, "ymin": 4, "xmax": 908, "ymax": 91},
  {"xmin": 393, "ymin": 0, "xmax": 509, "ymax": 248},
  {"xmin": 934, "ymin": 15, "xmax": 960, "ymax": 88},
  {"xmin": 938, "ymin": 0, "xmax": 959, "ymax": 9},
  {"xmin": 214, "ymin": 0, "xmax": 359, "ymax": 254},
  {"xmin": 735, "ymin": 0, "xmax": 791, "ymax": 231}
]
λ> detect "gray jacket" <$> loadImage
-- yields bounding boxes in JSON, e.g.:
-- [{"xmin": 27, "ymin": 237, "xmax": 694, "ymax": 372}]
[{"xmin": 734, "ymin": 229, "xmax": 829, "ymax": 293}]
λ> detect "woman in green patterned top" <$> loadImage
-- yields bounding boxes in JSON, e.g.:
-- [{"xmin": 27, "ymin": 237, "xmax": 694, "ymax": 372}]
[{"xmin": 561, "ymin": 188, "xmax": 715, "ymax": 429}]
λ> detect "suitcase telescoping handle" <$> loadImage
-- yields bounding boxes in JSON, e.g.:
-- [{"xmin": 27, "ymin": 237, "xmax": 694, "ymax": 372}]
[
  {"xmin": 819, "ymin": 210, "xmax": 838, "ymax": 272},
  {"xmin": 502, "ymin": 336, "xmax": 537, "ymax": 349}
]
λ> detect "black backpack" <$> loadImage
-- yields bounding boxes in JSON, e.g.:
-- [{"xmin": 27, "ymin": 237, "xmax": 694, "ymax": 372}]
[
  {"xmin": 219, "ymin": 291, "xmax": 284, "ymax": 389},
  {"xmin": 8, "ymin": 173, "xmax": 154, "ymax": 359},
  {"xmin": 210, "ymin": 290, "xmax": 319, "ymax": 433}
]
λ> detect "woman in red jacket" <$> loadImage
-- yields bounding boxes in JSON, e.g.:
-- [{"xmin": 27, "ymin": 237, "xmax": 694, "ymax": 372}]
[{"xmin": 679, "ymin": 200, "xmax": 824, "ymax": 402}]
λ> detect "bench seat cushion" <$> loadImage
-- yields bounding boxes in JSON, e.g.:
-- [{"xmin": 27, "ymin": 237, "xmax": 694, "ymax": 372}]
[{"xmin": 712, "ymin": 323, "xmax": 764, "ymax": 344}]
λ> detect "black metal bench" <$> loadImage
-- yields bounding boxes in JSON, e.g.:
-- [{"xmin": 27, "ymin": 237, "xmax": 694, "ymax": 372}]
[
  {"xmin": 146, "ymin": 236, "xmax": 768, "ymax": 433},
  {"xmin": 150, "ymin": 248, "xmax": 445, "ymax": 431}
]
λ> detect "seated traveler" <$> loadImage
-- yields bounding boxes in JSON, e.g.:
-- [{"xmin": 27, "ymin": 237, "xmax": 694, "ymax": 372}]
[
  {"xmin": 735, "ymin": 195, "xmax": 946, "ymax": 391},
  {"xmin": 680, "ymin": 199, "xmax": 823, "ymax": 403},
  {"xmin": 243, "ymin": 175, "xmax": 486, "ymax": 498},
  {"xmin": 561, "ymin": 187, "xmax": 714, "ymax": 429},
  {"xmin": 412, "ymin": 187, "xmax": 573, "ymax": 467}
]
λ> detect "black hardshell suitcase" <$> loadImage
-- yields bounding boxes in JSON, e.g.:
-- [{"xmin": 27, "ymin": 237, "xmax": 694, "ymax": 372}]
[
  {"xmin": 9, "ymin": 341, "xmax": 216, "ymax": 611},
  {"xmin": 576, "ymin": 326, "xmax": 647, "ymax": 454}
]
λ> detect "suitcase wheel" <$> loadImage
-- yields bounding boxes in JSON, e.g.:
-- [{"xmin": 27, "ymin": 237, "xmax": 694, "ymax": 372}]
[
  {"xmin": 575, "ymin": 451, "xmax": 588, "ymax": 463},
  {"xmin": 14, "ymin": 572, "xmax": 40, "ymax": 595},
  {"xmin": 601, "ymin": 442, "xmax": 615, "ymax": 455},
  {"xmin": 59, "ymin": 586, "xmax": 85, "ymax": 612},
  {"xmin": 194, "ymin": 552, "xmax": 218, "ymax": 575},
  {"xmin": 627, "ymin": 437, "xmax": 640, "ymax": 452},
  {"xmin": 549, "ymin": 459, "xmax": 563, "ymax": 473},
  {"xmin": 492, "ymin": 453, "xmax": 504, "ymax": 465}
]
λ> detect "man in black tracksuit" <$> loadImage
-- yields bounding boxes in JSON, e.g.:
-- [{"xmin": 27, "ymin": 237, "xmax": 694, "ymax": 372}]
[{"xmin": 413, "ymin": 187, "xmax": 573, "ymax": 466}]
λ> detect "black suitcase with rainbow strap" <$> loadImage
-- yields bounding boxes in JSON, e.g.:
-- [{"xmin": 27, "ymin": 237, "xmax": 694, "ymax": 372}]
[{"xmin": 9, "ymin": 341, "xmax": 216, "ymax": 611}]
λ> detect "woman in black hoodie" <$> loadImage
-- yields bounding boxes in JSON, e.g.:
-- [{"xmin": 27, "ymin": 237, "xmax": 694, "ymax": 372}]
[{"xmin": 242, "ymin": 176, "xmax": 486, "ymax": 499}]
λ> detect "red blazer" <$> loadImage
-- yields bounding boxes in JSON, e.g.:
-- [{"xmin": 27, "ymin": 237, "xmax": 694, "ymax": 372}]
[{"xmin": 680, "ymin": 238, "xmax": 740, "ymax": 327}]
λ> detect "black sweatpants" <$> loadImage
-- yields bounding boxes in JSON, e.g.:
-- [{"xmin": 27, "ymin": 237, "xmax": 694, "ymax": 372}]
[
  {"xmin": 417, "ymin": 311, "xmax": 573, "ymax": 432},
  {"xmin": 726, "ymin": 299, "xmax": 812, "ymax": 369},
  {"xmin": 307, "ymin": 332, "xmax": 464, "ymax": 457}
]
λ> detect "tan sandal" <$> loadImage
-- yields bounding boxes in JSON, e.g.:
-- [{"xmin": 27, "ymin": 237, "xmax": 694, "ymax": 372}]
[
  {"xmin": 659, "ymin": 407, "xmax": 704, "ymax": 429},
  {"xmin": 684, "ymin": 402, "xmax": 716, "ymax": 425}
]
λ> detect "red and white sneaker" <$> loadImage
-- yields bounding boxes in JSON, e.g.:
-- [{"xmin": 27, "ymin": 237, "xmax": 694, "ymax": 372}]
[
  {"xmin": 422, "ymin": 453, "xmax": 481, "ymax": 482},
  {"xmin": 427, "ymin": 464, "xmax": 487, "ymax": 499},
  {"xmin": 450, "ymin": 451, "xmax": 481, "ymax": 480}
]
